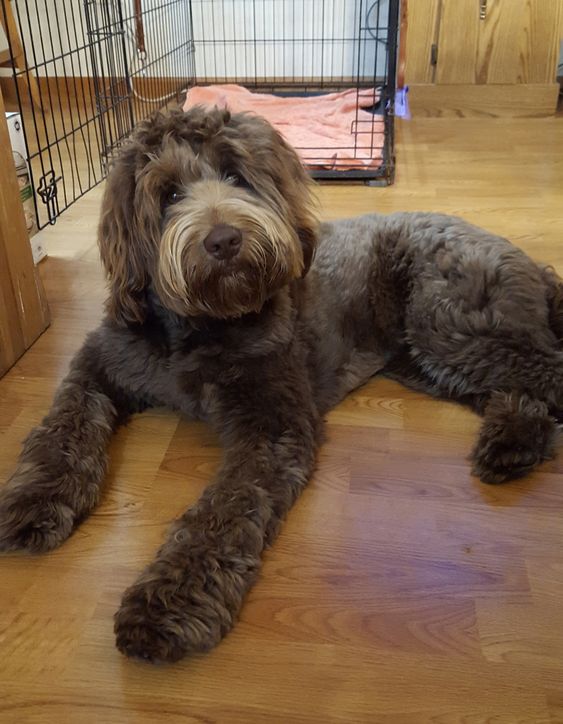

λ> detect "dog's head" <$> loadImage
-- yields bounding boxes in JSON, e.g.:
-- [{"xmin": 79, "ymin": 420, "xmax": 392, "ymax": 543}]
[{"xmin": 98, "ymin": 106, "xmax": 318, "ymax": 325}]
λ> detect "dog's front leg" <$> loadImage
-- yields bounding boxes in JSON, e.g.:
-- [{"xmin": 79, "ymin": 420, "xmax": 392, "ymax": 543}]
[
  {"xmin": 114, "ymin": 364, "xmax": 321, "ymax": 663},
  {"xmin": 0, "ymin": 327, "xmax": 154, "ymax": 553}
]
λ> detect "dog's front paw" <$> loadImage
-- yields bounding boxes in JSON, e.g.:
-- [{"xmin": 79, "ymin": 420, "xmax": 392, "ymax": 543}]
[
  {"xmin": 114, "ymin": 581, "xmax": 223, "ymax": 664},
  {"xmin": 0, "ymin": 486, "xmax": 76, "ymax": 553},
  {"xmin": 114, "ymin": 548, "xmax": 260, "ymax": 663}
]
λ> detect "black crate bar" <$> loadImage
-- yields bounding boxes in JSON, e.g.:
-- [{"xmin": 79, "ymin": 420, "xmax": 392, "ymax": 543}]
[{"xmin": 2, "ymin": 0, "xmax": 192, "ymax": 228}]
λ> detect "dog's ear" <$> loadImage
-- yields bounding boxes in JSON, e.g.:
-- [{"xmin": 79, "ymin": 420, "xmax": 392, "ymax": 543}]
[
  {"xmin": 277, "ymin": 140, "xmax": 319, "ymax": 277},
  {"xmin": 98, "ymin": 145, "xmax": 149, "ymax": 326},
  {"xmin": 233, "ymin": 114, "xmax": 319, "ymax": 277},
  {"xmin": 297, "ymin": 224, "xmax": 317, "ymax": 277},
  {"xmin": 246, "ymin": 117, "xmax": 318, "ymax": 278}
]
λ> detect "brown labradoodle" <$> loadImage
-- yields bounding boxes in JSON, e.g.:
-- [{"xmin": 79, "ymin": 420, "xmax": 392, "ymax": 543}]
[{"xmin": 0, "ymin": 108, "xmax": 561, "ymax": 663}]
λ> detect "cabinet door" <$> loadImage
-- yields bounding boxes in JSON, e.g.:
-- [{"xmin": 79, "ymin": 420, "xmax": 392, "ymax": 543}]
[
  {"xmin": 404, "ymin": 0, "xmax": 561, "ymax": 115},
  {"xmin": 431, "ymin": 0, "xmax": 562, "ymax": 85},
  {"xmin": 403, "ymin": 0, "xmax": 440, "ymax": 83},
  {"xmin": 523, "ymin": 0, "xmax": 562, "ymax": 83},
  {"xmin": 435, "ymin": 0, "xmax": 479, "ymax": 84},
  {"xmin": 476, "ymin": 0, "xmax": 562, "ymax": 84}
]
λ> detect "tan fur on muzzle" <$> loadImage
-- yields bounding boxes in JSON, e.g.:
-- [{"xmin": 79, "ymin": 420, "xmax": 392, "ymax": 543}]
[{"xmin": 156, "ymin": 180, "xmax": 304, "ymax": 318}]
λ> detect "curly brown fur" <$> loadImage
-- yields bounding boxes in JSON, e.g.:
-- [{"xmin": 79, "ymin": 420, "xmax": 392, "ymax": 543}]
[
  {"xmin": 115, "ymin": 481, "xmax": 272, "ymax": 662},
  {"xmin": 1, "ymin": 107, "xmax": 562, "ymax": 663},
  {"xmin": 469, "ymin": 392, "xmax": 557, "ymax": 484},
  {"xmin": 0, "ymin": 346, "xmax": 136, "ymax": 553},
  {"xmin": 98, "ymin": 106, "xmax": 317, "ymax": 325}
]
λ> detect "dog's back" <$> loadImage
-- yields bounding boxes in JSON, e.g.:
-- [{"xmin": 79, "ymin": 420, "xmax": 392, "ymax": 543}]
[{"xmin": 542, "ymin": 266, "xmax": 563, "ymax": 343}]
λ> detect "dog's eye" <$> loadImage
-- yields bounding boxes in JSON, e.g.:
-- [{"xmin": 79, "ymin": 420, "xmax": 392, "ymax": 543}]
[{"xmin": 163, "ymin": 188, "xmax": 182, "ymax": 209}]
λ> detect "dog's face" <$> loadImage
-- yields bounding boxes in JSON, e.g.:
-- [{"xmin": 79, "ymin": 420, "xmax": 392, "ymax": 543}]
[{"xmin": 98, "ymin": 107, "xmax": 318, "ymax": 324}]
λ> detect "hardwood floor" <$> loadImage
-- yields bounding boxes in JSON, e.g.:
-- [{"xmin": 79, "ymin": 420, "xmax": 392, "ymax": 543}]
[{"xmin": 1, "ymin": 117, "xmax": 563, "ymax": 723}]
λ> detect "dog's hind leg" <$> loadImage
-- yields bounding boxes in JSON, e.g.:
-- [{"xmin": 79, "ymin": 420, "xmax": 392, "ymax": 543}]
[
  {"xmin": 469, "ymin": 391, "xmax": 558, "ymax": 484},
  {"xmin": 384, "ymin": 344, "xmax": 560, "ymax": 483},
  {"xmin": 383, "ymin": 344, "xmax": 491, "ymax": 413}
]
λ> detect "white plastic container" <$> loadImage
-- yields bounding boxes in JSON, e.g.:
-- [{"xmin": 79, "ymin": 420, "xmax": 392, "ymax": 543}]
[{"xmin": 5, "ymin": 112, "xmax": 46, "ymax": 263}]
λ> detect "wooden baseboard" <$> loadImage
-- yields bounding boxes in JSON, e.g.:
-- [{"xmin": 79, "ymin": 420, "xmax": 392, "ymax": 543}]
[
  {"xmin": 407, "ymin": 83, "xmax": 560, "ymax": 117},
  {"xmin": 2, "ymin": 74, "xmax": 560, "ymax": 118},
  {"xmin": 0, "ymin": 74, "xmax": 386, "ymax": 113}
]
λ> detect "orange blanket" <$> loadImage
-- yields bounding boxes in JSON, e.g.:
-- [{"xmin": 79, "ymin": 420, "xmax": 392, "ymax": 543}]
[{"xmin": 183, "ymin": 84, "xmax": 384, "ymax": 170}]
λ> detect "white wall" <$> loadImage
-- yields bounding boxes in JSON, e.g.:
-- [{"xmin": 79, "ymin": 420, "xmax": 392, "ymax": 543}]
[
  {"xmin": 190, "ymin": 0, "xmax": 390, "ymax": 81},
  {"xmin": 12, "ymin": 0, "xmax": 390, "ymax": 82},
  {"xmin": 14, "ymin": 0, "xmax": 92, "ymax": 78}
]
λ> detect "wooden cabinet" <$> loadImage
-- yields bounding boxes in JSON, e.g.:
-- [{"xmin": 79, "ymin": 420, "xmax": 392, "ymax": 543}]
[
  {"xmin": 405, "ymin": 0, "xmax": 562, "ymax": 116},
  {"xmin": 0, "ymin": 88, "xmax": 49, "ymax": 377}
]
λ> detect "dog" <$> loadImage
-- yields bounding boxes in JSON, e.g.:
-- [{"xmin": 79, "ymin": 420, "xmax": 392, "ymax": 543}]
[{"xmin": 0, "ymin": 107, "xmax": 561, "ymax": 663}]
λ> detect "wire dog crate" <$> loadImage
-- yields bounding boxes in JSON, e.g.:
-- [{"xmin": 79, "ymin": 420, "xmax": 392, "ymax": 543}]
[
  {"xmin": 187, "ymin": 0, "xmax": 400, "ymax": 184},
  {"xmin": 1, "ymin": 0, "xmax": 193, "ymax": 228},
  {"xmin": 2, "ymin": 0, "xmax": 399, "ymax": 229}
]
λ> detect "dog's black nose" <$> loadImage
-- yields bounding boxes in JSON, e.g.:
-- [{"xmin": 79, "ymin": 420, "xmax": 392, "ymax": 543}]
[{"xmin": 203, "ymin": 224, "xmax": 242, "ymax": 261}]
